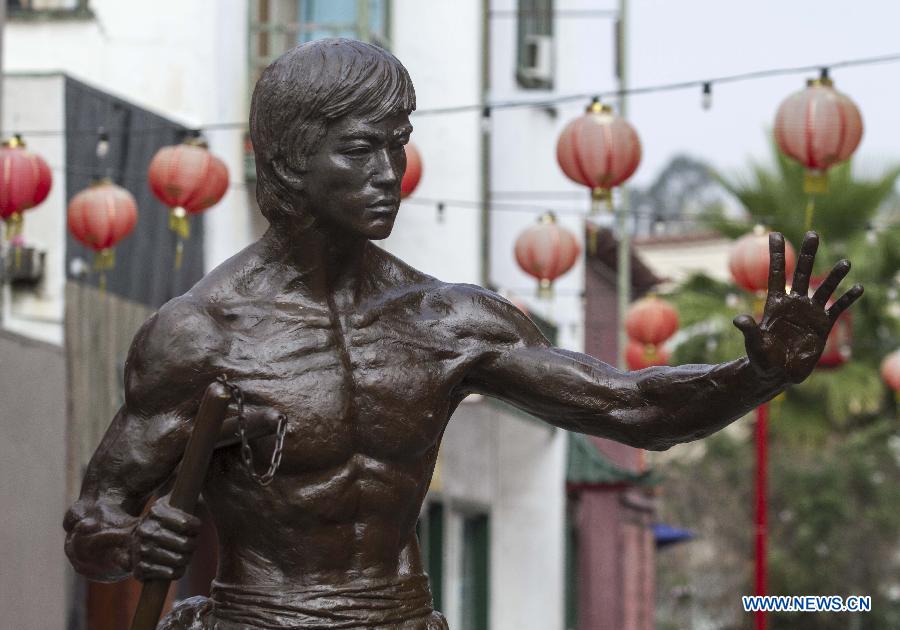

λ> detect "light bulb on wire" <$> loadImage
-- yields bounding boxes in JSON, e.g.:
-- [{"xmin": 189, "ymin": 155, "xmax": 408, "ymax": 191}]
[
  {"xmin": 701, "ymin": 82, "xmax": 713, "ymax": 110},
  {"xmin": 96, "ymin": 128, "xmax": 110, "ymax": 158}
]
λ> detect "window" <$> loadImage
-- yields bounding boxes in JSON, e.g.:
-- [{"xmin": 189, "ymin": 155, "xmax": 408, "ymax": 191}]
[
  {"xmin": 249, "ymin": 0, "xmax": 391, "ymax": 88},
  {"xmin": 416, "ymin": 502, "xmax": 445, "ymax": 613},
  {"xmin": 7, "ymin": 0, "xmax": 91, "ymax": 18},
  {"xmin": 564, "ymin": 500, "xmax": 579, "ymax": 630},
  {"xmin": 460, "ymin": 513, "xmax": 490, "ymax": 630},
  {"xmin": 516, "ymin": 0, "xmax": 554, "ymax": 90}
]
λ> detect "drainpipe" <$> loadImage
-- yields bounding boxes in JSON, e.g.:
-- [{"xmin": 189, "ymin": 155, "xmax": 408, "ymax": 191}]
[
  {"xmin": 480, "ymin": 0, "xmax": 491, "ymax": 288},
  {"xmin": 615, "ymin": 0, "xmax": 629, "ymax": 369}
]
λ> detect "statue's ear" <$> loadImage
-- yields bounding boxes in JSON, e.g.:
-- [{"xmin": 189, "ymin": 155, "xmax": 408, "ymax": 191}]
[{"xmin": 272, "ymin": 159, "xmax": 304, "ymax": 192}]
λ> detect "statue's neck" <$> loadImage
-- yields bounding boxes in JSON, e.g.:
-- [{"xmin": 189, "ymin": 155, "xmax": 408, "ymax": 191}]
[{"xmin": 259, "ymin": 223, "xmax": 370, "ymax": 303}]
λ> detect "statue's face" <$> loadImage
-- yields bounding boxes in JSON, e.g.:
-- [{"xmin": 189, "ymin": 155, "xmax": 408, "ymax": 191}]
[{"xmin": 302, "ymin": 111, "xmax": 412, "ymax": 240}]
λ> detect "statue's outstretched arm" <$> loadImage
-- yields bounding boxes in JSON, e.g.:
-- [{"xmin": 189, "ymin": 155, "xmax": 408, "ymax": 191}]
[{"xmin": 463, "ymin": 232, "xmax": 862, "ymax": 451}]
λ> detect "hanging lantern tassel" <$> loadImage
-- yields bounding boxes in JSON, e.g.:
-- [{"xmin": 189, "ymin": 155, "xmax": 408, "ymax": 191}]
[
  {"xmin": 803, "ymin": 170, "xmax": 827, "ymax": 231},
  {"xmin": 5, "ymin": 212, "xmax": 23, "ymax": 242},
  {"xmin": 804, "ymin": 195, "xmax": 818, "ymax": 231},
  {"xmin": 6, "ymin": 213, "xmax": 25, "ymax": 270},
  {"xmin": 538, "ymin": 278, "xmax": 553, "ymax": 300},
  {"xmin": 804, "ymin": 169, "xmax": 828, "ymax": 194},
  {"xmin": 587, "ymin": 222, "xmax": 598, "ymax": 256},
  {"xmin": 590, "ymin": 187, "xmax": 614, "ymax": 214},
  {"xmin": 169, "ymin": 207, "xmax": 190, "ymax": 270},
  {"xmin": 93, "ymin": 248, "xmax": 115, "ymax": 291}
]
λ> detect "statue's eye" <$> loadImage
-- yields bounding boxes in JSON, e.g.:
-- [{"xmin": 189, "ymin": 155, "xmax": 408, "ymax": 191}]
[{"xmin": 343, "ymin": 146, "xmax": 371, "ymax": 157}]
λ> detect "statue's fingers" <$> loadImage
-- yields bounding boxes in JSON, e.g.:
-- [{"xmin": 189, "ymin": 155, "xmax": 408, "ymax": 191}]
[
  {"xmin": 733, "ymin": 314, "xmax": 766, "ymax": 366},
  {"xmin": 767, "ymin": 232, "xmax": 787, "ymax": 296},
  {"xmin": 826, "ymin": 284, "xmax": 864, "ymax": 321},
  {"xmin": 150, "ymin": 500, "xmax": 202, "ymax": 535},
  {"xmin": 812, "ymin": 259, "xmax": 850, "ymax": 306},
  {"xmin": 134, "ymin": 561, "xmax": 182, "ymax": 582},
  {"xmin": 790, "ymin": 231, "xmax": 819, "ymax": 296}
]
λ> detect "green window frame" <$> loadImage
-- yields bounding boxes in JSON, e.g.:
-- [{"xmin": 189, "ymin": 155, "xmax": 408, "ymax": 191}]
[
  {"xmin": 460, "ymin": 513, "xmax": 490, "ymax": 630},
  {"xmin": 417, "ymin": 502, "xmax": 445, "ymax": 613}
]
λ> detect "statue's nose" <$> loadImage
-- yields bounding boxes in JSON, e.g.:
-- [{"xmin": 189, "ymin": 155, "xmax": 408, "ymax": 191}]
[{"xmin": 372, "ymin": 148, "xmax": 400, "ymax": 186}]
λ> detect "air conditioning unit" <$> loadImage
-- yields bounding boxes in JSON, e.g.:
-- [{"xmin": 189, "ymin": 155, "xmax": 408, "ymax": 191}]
[{"xmin": 519, "ymin": 34, "xmax": 554, "ymax": 87}]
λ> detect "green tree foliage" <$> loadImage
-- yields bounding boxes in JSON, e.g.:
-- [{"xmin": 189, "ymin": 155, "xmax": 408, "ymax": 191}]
[{"xmin": 657, "ymin": 144, "xmax": 900, "ymax": 628}]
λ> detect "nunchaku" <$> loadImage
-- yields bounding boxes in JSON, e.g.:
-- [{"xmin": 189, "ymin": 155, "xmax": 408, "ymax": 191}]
[{"xmin": 130, "ymin": 378, "xmax": 282, "ymax": 630}]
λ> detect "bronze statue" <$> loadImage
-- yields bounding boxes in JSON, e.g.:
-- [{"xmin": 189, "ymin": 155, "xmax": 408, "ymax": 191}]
[{"xmin": 63, "ymin": 39, "xmax": 863, "ymax": 629}]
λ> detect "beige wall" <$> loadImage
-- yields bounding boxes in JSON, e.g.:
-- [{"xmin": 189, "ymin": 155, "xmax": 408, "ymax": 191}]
[{"xmin": 0, "ymin": 330, "xmax": 67, "ymax": 629}]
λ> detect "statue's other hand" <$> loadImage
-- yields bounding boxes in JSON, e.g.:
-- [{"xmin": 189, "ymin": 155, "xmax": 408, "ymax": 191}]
[
  {"xmin": 733, "ymin": 231, "xmax": 863, "ymax": 385},
  {"xmin": 130, "ymin": 494, "xmax": 201, "ymax": 581}
]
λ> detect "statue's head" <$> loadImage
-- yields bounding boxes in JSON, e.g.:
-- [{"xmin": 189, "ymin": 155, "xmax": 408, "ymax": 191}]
[{"xmin": 250, "ymin": 38, "xmax": 416, "ymax": 238}]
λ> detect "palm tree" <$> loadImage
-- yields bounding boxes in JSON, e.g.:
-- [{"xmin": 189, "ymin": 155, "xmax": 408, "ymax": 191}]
[
  {"xmin": 680, "ymin": 143, "xmax": 900, "ymax": 436},
  {"xmin": 656, "ymin": 141, "xmax": 900, "ymax": 629}
]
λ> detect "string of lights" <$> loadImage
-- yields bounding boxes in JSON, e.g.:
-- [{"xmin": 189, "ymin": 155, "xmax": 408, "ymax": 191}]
[
  {"xmin": 42, "ymin": 161, "xmax": 900, "ymax": 234},
  {"xmin": 10, "ymin": 51, "xmax": 900, "ymax": 138}
]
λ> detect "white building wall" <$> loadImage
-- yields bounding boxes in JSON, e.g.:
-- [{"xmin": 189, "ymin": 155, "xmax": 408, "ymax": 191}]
[
  {"xmin": 5, "ymin": 0, "xmax": 253, "ymax": 276},
  {"xmin": 440, "ymin": 400, "xmax": 566, "ymax": 630},
  {"xmin": 2, "ymin": 75, "xmax": 67, "ymax": 344},
  {"xmin": 383, "ymin": 0, "xmax": 484, "ymax": 285},
  {"xmin": 489, "ymin": 0, "xmax": 624, "ymax": 353}
]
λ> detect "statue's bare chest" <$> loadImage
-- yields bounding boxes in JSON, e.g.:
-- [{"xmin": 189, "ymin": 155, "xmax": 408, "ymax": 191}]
[{"xmin": 213, "ymin": 299, "xmax": 469, "ymax": 467}]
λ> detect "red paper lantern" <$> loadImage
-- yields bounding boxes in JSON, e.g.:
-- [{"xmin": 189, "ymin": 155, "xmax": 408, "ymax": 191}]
[
  {"xmin": 514, "ymin": 212, "xmax": 581, "ymax": 298},
  {"xmin": 625, "ymin": 296, "xmax": 679, "ymax": 346},
  {"xmin": 774, "ymin": 73, "xmax": 863, "ymax": 194},
  {"xmin": 67, "ymin": 179, "xmax": 138, "ymax": 273},
  {"xmin": 148, "ymin": 138, "xmax": 229, "ymax": 260},
  {"xmin": 881, "ymin": 350, "xmax": 900, "ymax": 393},
  {"xmin": 729, "ymin": 228, "xmax": 797, "ymax": 295},
  {"xmin": 817, "ymin": 312, "xmax": 852, "ymax": 368},
  {"xmin": 401, "ymin": 142, "xmax": 422, "ymax": 198},
  {"xmin": 556, "ymin": 100, "xmax": 641, "ymax": 211},
  {"xmin": 810, "ymin": 277, "xmax": 852, "ymax": 369},
  {"xmin": 0, "ymin": 135, "xmax": 53, "ymax": 241},
  {"xmin": 625, "ymin": 339, "xmax": 670, "ymax": 370}
]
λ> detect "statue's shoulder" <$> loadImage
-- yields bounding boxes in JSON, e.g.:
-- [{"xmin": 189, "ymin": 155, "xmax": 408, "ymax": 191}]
[
  {"xmin": 124, "ymin": 293, "xmax": 224, "ymax": 413},
  {"xmin": 435, "ymin": 283, "xmax": 534, "ymax": 342},
  {"xmin": 123, "ymin": 250, "xmax": 256, "ymax": 413},
  {"xmin": 372, "ymin": 245, "xmax": 527, "ymax": 326}
]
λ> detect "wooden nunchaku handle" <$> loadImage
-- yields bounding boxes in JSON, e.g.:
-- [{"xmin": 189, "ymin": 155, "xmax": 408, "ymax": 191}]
[{"xmin": 129, "ymin": 381, "xmax": 231, "ymax": 630}]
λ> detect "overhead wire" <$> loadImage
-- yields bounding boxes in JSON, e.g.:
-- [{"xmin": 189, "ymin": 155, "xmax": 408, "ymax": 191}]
[{"xmin": 10, "ymin": 52, "xmax": 900, "ymax": 137}]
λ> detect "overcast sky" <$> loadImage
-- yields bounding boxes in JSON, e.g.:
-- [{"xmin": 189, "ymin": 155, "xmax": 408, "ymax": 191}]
[{"xmin": 626, "ymin": 0, "xmax": 900, "ymax": 187}]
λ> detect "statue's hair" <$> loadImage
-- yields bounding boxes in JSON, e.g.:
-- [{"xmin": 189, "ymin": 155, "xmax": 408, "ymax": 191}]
[{"xmin": 249, "ymin": 38, "xmax": 416, "ymax": 224}]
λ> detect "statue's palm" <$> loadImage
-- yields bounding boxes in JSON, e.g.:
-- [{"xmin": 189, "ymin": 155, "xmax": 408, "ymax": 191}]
[{"xmin": 733, "ymin": 232, "xmax": 863, "ymax": 384}]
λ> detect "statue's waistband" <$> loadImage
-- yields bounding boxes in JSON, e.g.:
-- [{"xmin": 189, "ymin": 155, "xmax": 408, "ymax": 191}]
[{"xmin": 210, "ymin": 573, "xmax": 439, "ymax": 629}]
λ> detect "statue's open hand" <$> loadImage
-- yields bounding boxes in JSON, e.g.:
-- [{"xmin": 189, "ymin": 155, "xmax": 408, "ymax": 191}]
[
  {"xmin": 733, "ymin": 231, "xmax": 863, "ymax": 384},
  {"xmin": 130, "ymin": 493, "xmax": 201, "ymax": 581}
]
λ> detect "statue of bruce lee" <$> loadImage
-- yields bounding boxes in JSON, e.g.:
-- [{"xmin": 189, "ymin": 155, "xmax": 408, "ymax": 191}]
[{"xmin": 64, "ymin": 39, "xmax": 863, "ymax": 629}]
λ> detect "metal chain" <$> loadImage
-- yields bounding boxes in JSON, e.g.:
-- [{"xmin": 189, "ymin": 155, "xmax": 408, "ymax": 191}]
[{"xmin": 217, "ymin": 374, "xmax": 287, "ymax": 486}]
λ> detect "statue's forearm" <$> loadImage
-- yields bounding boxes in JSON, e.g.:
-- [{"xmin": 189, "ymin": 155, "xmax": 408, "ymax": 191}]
[
  {"xmin": 63, "ymin": 498, "xmax": 136, "ymax": 582},
  {"xmin": 473, "ymin": 346, "xmax": 785, "ymax": 450},
  {"xmin": 626, "ymin": 357, "xmax": 784, "ymax": 450}
]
